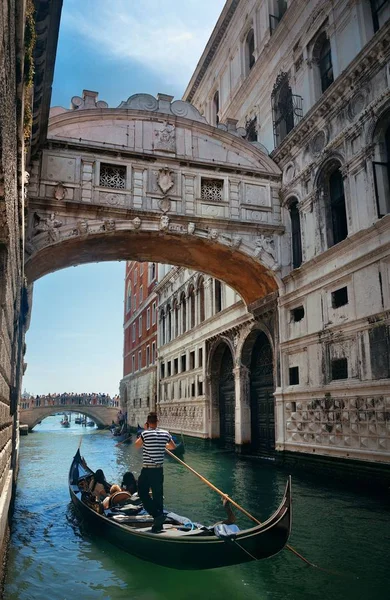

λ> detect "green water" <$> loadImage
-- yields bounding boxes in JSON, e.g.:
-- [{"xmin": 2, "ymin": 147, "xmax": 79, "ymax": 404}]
[{"xmin": 4, "ymin": 416, "xmax": 390, "ymax": 600}]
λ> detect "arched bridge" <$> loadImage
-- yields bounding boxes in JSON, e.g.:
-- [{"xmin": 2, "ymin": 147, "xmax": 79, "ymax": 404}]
[
  {"xmin": 25, "ymin": 91, "xmax": 286, "ymax": 309},
  {"xmin": 20, "ymin": 402, "xmax": 119, "ymax": 430}
]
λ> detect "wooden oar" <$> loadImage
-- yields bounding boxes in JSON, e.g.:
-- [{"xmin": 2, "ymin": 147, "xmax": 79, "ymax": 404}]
[
  {"xmin": 115, "ymin": 435, "xmax": 131, "ymax": 447},
  {"xmin": 165, "ymin": 448, "xmax": 328, "ymax": 571}
]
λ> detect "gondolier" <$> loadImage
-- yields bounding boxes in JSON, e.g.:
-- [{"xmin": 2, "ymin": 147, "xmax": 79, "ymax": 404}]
[{"xmin": 135, "ymin": 412, "xmax": 176, "ymax": 533}]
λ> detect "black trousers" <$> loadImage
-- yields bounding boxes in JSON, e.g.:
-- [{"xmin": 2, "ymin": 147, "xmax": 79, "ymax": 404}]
[{"xmin": 138, "ymin": 467, "xmax": 164, "ymax": 519}]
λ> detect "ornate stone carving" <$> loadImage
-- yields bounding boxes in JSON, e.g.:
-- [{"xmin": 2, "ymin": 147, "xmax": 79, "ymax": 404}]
[
  {"xmin": 133, "ymin": 217, "xmax": 141, "ymax": 229},
  {"xmin": 157, "ymin": 167, "xmax": 174, "ymax": 195},
  {"xmin": 311, "ymin": 130, "xmax": 327, "ymax": 155},
  {"xmin": 158, "ymin": 197, "xmax": 172, "ymax": 213},
  {"xmin": 159, "ymin": 215, "xmax": 170, "ymax": 231},
  {"xmin": 71, "ymin": 90, "xmax": 108, "ymax": 110},
  {"xmin": 117, "ymin": 94, "xmax": 207, "ymax": 123},
  {"xmin": 208, "ymin": 228, "xmax": 219, "ymax": 241},
  {"xmin": 154, "ymin": 121, "xmax": 176, "ymax": 152},
  {"xmin": 229, "ymin": 235, "xmax": 242, "ymax": 248},
  {"xmin": 33, "ymin": 212, "xmax": 63, "ymax": 242},
  {"xmin": 348, "ymin": 89, "xmax": 369, "ymax": 120},
  {"xmin": 76, "ymin": 219, "xmax": 89, "ymax": 235},
  {"xmin": 254, "ymin": 235, "xmax": 276, "ymax": 261},
  {"xmin": 187, "ymin": 222, "xmax": 195, "ymax": 235},
  {"xmin": 102, "ymin": 218, "xmax": 116, "ymax": 232},
  {"xmin": 53, "ymin": 182, "xmax": 67, "ymax": 201}
]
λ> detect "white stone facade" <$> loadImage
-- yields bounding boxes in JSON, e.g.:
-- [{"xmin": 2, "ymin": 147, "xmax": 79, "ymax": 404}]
[{"xmin": 178, "ymin": 0, "xmax": 390, "ymax": 463}]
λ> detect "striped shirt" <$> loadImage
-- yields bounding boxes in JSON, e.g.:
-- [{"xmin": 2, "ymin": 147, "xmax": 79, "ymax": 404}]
[{"xmin": 141, "ymin": 428, "xmax": 173, "ymax": 466}]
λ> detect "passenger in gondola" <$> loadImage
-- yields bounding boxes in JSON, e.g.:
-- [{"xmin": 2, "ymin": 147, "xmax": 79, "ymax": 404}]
[
  {"xmin": 89, "ymin": 469, "xmax": 110, "ymax": 501},
  {"xmin": 121, "ymin": 471, "xmax": 137, "ymax": 495},
  {"xmin": 102, "ymin": 484, "xmax": 122, "ymax": 509}
]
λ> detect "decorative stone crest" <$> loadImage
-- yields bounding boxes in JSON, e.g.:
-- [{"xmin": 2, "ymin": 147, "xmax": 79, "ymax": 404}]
[
  {"xmin": 311, "ymin": 130, "xmax": 327, "ymax": 156},
  {"xmin": 159, "ymin": 215, "xmax": 170, "ymax": 231},
  {"xmin": 254, "ymin": 235, "xmax": 276, "ymax": 261},
  {"xmin": 187, "ymin": 222, "xmax": 196, "ymax": 235},
  {"xmin": 157, "ymin": 167, "xmax": 174, "ymax": 195},
  {"xmin": 53, "ymin": 182, "xmax": 67, "ymax": 201},
  {"xmin": 158, "ymin": 197, "xmax": 172, "ymax": 213},
  {"xmin": 208, "ymin": 228, "xmax": 219, "ymax": 241},
  {"xmin": 154, "ymin": 121, "xmax": 176, "ymax": 152},
  {"xmin": 133, "ymin": 217, "xmax": 141, "ymax": 229}
]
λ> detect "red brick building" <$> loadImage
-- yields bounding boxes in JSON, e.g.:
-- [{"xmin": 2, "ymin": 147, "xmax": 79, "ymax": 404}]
[{"xmin": 120, "ymin": 261, "xmax": 158, "ymax": 426}]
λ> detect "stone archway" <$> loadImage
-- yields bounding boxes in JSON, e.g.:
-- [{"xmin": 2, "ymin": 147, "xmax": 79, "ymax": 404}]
[
  {"xmin": 25, "ymin": 92, "xmax": 283, "ymax": 308},
  {"xmin": 206, "ymin": 338, "xmax": 236, "ymax": 441}
]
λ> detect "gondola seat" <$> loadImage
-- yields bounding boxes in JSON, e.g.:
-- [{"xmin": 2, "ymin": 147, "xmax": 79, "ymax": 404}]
[{"xmin": 109, "ymin": 491, "xmax": 133, "ymax": 507}]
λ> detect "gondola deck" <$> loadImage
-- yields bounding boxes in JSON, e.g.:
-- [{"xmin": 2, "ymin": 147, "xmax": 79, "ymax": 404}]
[{"xmin": 69, "ymin": 449, "xmax": 292, "ymax": 570}]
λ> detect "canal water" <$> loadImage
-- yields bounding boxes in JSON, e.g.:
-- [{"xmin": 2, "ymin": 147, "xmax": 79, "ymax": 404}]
[{"xmin": 4, "ymin": 416, "xmax": 390, "ymax": 600}]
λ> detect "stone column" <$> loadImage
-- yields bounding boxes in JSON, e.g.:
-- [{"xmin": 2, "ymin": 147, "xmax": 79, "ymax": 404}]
[
  {"xmin": 204, "ymin": 277, "xmax": 213, "ymax": 320},
  {"xmin": 233, "ymin": 365, "xmax": 251, "ymax": 446}
]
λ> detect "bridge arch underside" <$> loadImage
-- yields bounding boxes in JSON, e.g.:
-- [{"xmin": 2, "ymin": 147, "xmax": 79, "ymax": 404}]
[
  {"xmin": 25, "ymin": 230, "xmax": 278, "ymax": 305},
  {"xmin": 22, "ymin": 407, "xmax": 116, "ymax": 430}
]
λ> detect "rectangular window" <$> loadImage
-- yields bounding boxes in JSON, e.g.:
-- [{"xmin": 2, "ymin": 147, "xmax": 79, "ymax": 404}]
[
  {"xmin": 198, "ymin": 380, "xmax": 203, "ymax": 395},
  {"xmin": 140, "ymin": 263, "xmax": 144, "ymax": 275},
  {"xmin": 289, "ymin": 366, "xmax": 299, "ymax": 385},
  {"xmin": 191, "ymin": 382, "xmax": 195, "ymax": 397},
  {"xmin": 99, "ymin": 163, "xmax": 126, "ymax": 189},
  {"xmin": 132, "ymin": 323, "xmax": 136, "ymax": 342},
  {"xmin": 147, "ymin": 307, "xmax": 151, "ymax": 329},
  {"xmin": 139, "ymin": 315, "xmax": 142, "ymax": 337},
  {"xmin": 371, "ymin": 0, "xmax": 390, "ymax": 32},
  {"xmin": 201, "ymin": 178, "xmax": 223, "ymax": 202},
  {"xmin": 291, "ymin": 306, "xmax": 305, "ymax": 322},
  {"xmin": 147, "ymin": 396, "xmax": 150, "ymax": 407},
  {"xmin": 167, "ymin": 361, "xmax": 172, "ymax": 377},
  {"xmin": 181, "ymin": 354, "xmax": 187, "ymax": 372},
  {"xmin": 161, "ymin": 363, "xmax": 165, "ymax": 378},
  {"xmin": 331, "ymin": 358, "xmax": 348, "ymax": 380},
  {"xmin": 152, "ymin": 302, "xmax": 157, "ymax": 325},
  {"xmin": 199, "ymin": 348, "xmax": 203, "ymax": 368},
  {"xmin": 190, "ymin": 351, "xmax": 195, "ymax": 370},
  {"xmin": 138, "ymin": 350, "xmax": 142, "ymax": 371},
  {"xmin": 133, "ymin": 294, "xmax": 137, "ymax": 311},
  {"xmin": 331, "ymin": 287, "xmax": 348, "ymax": 308},
  {"xmin": 146, "ymin": 345, "xmax": 150, "ymax": 367},
  {"xmin": 132, "ymin": 355, "xmax": 135, "ymax": 373},
  {"xmin": 174, "ymin": 358, "xmax": 178, "ymax": 375},
  {"xmin": 134, "ymin": 269, "xmax": 137, "ymax": 285},
  {"xmin": 373, "ymin": 161, "xmax": 390, "ymax": 217},
  {"xmin": 152, "ymin": 342, "xmax": 156, "ymax": 364},
  {"xmin": 369, "ymin": 324, "xmax": 390, "ymax": 379},
  {"xmin": 139, "ymin": 398, "xmax": 142, "ymax": 408},
  {"xmin": 139, "ymin": 285, "xmax": 143, "ymax": 304}
]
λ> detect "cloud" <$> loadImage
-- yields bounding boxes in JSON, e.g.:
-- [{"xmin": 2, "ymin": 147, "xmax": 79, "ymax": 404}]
[{"xmin": 61, "ymin": 0, "xmax": 225, "ymax": 89}]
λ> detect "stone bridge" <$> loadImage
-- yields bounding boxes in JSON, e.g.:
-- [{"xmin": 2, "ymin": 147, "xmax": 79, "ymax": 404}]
[
  {"xmin": 20, "ymin": 403, "xmax": 119, "ymax": 430},
  {"xmin": 25, "ymin": 91, "xmax": 287, "ymax": 308}
]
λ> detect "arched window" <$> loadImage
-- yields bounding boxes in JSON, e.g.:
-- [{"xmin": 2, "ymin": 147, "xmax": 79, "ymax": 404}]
[
  {"xmin": 198, "ymin": 278, "xmax": 205, "ymax": 323},
  {"xmin": 166, "ymin": 305, "xmax": 172, "ymax": 343},
  {"xmin": 180, "ymin": 292, "xmax": 187, "ymax": 333},
  {"xmin": 126, "ymin": 282, "xmax": 132, "ymax": 313},
  {"xmin": 160, "ymin": 310, "xmax": 166, "ymax": 345},
  {"xmin": 214, "ymin": 280, "xmax": 222, "ymax": 313},
  {"xmin": 272, "ymin": 72, "xmax": 302, "ymax": 147},
  {"xmin": 329, "ymin": 169, "xmax": 348, "ymax": 245},
  {"xmin": 189, "ymin": 285, "xmax": 196, "ymax": 329},
  {"xmin": 289, "ymin": 199, "xmax": 302, "ymax": 268},
  {"xmin": 213, "ymin": 91, "xmax": 220, "ymax": 126},
  {"xmin": 319, "ymin": 37, "xmax": 333, "ymax": 93},
  {"xmin": 373, "ymin": 120, "xmax": 390, "ymax": 217},
  {"xmin": 245, "ymin": 29, "xmax": 255, "ymax": 73}
]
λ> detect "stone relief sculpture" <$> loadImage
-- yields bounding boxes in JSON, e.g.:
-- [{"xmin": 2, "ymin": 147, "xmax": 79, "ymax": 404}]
[
  {"xmin": 102, "ymin": 219, "xmax": 116, "ymax": 232},
  {"xmin": 154, "ymin": 121, "xmax": 175, "ymax": 152},
  {"xmin": 254, "ymin": 235, "xmax": 276, "ymax": 261},
  {"xmin": 132, "ymin": 217, "xmax": 142, "ymax": 229},
  {"xmin": 230, "ymin": 235, "xmax": 242, "ymax": 248},
  {"xmin": 187, "ymin": 222, "xmax": 195, "ymax": 235},
  {"xmin": 33, "ymin": 212, "xmax": 63, "ymax": 242},
  {"xmin": 158, "ymin": 198, "xmax": 171, "ymax": 213},
  {"xmin": 159, "ymin": 215, "xmax": 170, "ymax": 231},
  {"xmin": 208, "ymin": 228, "xmax": 219, "ymax": 241},
  {"xmin": 76, "ymin": 219, "xmax": 89, "ymax": 235}
]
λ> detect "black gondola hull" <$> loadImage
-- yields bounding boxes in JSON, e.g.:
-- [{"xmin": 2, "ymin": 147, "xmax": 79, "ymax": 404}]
[{"xmin": 69, "ymin": 452, "xmax": 292, "ymax": 570}]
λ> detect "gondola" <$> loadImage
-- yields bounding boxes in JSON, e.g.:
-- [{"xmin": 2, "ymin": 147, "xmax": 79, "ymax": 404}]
[
  {"xmin": 136, "ymin": 426, "xmax": 185, "ymax": 457},
  {"xmin": 112, "ymin": 426, "xmax": 131, "ymax": 443},
  {"xmin": 61, "ymin": 419, "xmax": 70, "ymax": 428},
  {"xmin": 69, "ymin": 449, "xmax": 292, "ymax": 570}
]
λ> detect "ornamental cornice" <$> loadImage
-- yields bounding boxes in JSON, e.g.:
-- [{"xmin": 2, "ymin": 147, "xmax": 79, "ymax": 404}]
[{"xmin": 272, "ymin": 23, "xmax": 390, "ymax": 165}]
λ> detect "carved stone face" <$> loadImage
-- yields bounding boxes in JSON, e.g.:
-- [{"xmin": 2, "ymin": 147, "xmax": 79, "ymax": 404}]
[
  {"xmin": 160, "ymin": 215, "xmax": 170, "ymax": 230},
  {"xmin": 133, "ymin": 217, "xmax": 141, "ymax": 229},
  {"xmin": 187, "ymin": 222, "xmax": 195, "ymax": 235},
  {"xmin": 77, "ymin": 220, "xmax": 88, "ymax": 234}
]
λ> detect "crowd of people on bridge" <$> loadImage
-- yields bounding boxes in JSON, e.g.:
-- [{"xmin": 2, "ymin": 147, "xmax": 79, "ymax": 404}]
[{"xmin": 20, "ymin": 392, "xmax": 120, "ymax": 410}]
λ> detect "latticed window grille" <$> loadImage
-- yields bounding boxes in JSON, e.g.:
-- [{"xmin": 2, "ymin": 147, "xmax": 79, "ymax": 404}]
[
  {"xmin": 99, "ymin": 163, "xmax": 126, "ymax": 189},
  {"xmin": 201, "ymin": 178, "xmax": 223, "ymax": 202}
]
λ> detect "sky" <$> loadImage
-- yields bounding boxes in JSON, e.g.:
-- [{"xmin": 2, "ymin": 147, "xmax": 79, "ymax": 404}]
[{"xmin": 24, "ymin": 0, "xmax": 226, "ymax": 396}]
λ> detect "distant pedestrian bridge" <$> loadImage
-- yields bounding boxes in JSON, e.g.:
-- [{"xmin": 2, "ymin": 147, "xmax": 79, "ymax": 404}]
[{"xmin": 20, "ymin": 394, "xmax": 121, "ymax": 430}]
